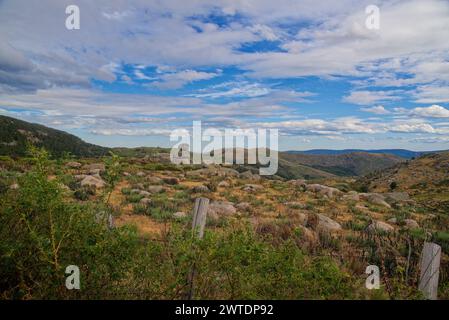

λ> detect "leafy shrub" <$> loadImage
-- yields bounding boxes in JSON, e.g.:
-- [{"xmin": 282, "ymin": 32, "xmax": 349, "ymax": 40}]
[{"xmin": 0, "ymin": 148, "xmax": 139, "ymax": 299}]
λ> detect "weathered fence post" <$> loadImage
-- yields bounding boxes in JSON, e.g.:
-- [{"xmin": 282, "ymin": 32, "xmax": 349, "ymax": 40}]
[
  {"xmin": 186, "ymin": 197, "xmax": 209, "ymax": 300},
  {"xmin": 418, "ymin": 242, "xmax": 441, "ymax": 300},
  {"xmin": 191, "ymin": 198, "xmax": 209, "ymax": 239}
]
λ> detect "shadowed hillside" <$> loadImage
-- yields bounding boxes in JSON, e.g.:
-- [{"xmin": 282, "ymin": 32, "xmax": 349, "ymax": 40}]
[{"xmin": 0, "ymin": 115, "xmax": 109, "ymax": 157}]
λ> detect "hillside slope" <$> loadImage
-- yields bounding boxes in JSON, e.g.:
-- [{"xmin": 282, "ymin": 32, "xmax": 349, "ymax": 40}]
[
  {"xmin": 0, "ymin": 115, "xmax": 109, "ymax": 157},
  {"xmin": 281, "ymin": 152, "xmax": 404, "ymax": 176},
  {"xmin": 286, "ymin": 149, "xmax": 434, "ymax": 159},
  {"xmin": 357, "ymin": 151, "xmax": 449, "ymax": 210}
]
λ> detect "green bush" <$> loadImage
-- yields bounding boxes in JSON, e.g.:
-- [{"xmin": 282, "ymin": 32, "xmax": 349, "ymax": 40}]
[{"xmin": 0, "ymin": 148, "xmax": 139, "ymax": 299}]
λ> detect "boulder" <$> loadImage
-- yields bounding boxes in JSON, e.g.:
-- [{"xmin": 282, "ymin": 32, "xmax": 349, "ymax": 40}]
[
  {"xmin": 147, "ymin": 185, "xmax": 165, "ymax": 194},
  {"xmin": 288, "ymin": 179, "xmax": 307, "ymax": 188},
  {"xmin": 187, "ymin": 167, "xmax": 239, "ymax": 178},
  {"xmin": 403, "ymin": 219, "xmax": 419, "ymax": 229},
  {"xmin": 360, "ymin": 193, "xmax": 391, "ymax": 208},
  {"xmin": 218, "ymin": 181, "xmax": 230, "ymax": 188},
  {"xmin": 66, "ymin": 161, "xmax": 82, "ymax": 168},
  {"xmin": 219, "ymin": 167, "xmax": 239, "ymax": 177},
  {"xmin": 367, "ymin": 221, "xmax": 394, "ymax": 233},
  {"xmin": 136, "ymin": 171, "xmax": 146, "ymax": 177},
  {"xmin": 139, "ymin": 190, "xmax": 151, "ymax": 197},
  {"xmin": 139, "ymin": 198, "xmax": 152, "ymax": 205},
  {"xmin": 84, "ymin": 163, "xmax": 105, "ymax": 172},
  {"xmin": 236, "ymin": 202, "xmax": 251, "ymax": 212},
  {"xmin": 306, "ymin": 184, "xmax": 342, "ymax": 198},
  {"xmin": 163, "ymin": 177, "xmax": 179, "ymax": 185},
  {"xmin": 74, "ymin": 174, "xmax": 87, "ymax": 181},
  {"xmin": 80, "ymin": 175, "xmax": 106, "ymax": 188},
  {"xmin": 239, "ymin": 170, "xmax": 261, "ymax": 181},
  {"xmin": 384, "ymin": 192, "xmax": 410, "ymax": 204},
  {"xmin": 192, "ymin": 185, "xmax": 210, "ymax": 193},
  {"xmin": 343, "ymin": 191, "xmax": 360, "ymax": 201},
  {"xmin": 208, "ymin": 201, "xmax": 237, "ymax": 219},
  {"xmin": 242, "ymin": 184, "xmax": 263, "ymax": 192},
  {"xmin": 308, "ymin": 213, "xmax": 342, "ymax": 233},
  {"xmin": 89, "ymin": 168, "xmax": 101, "ymax": 176},
  {"xmin": 146, "ymin": 176, "xmax": 162, "ymax": 184},
  {"xmin": 315, "ymin": 214, "xmax": 342, "ymax": 232},
  {"xmin": 173, "ymin": 211, "xmax": 187, "ymax": 219}
]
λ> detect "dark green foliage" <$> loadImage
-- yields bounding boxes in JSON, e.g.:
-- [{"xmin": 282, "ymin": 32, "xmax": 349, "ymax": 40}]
[
  {"xmin": 0, "ymin": 115, "xmax": 109, "ymax": 158},
  {"xmin": 74, "ymin": 186, "xmax": 96, "ymax": 201}
]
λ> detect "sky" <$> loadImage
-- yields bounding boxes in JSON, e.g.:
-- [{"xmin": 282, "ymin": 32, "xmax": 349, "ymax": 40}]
[{"xmin": 1, "ymin": 0, "xmax": 449, "ymax": 151}]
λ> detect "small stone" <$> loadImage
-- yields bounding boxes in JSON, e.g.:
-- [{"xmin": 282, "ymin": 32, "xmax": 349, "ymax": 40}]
[
  {"xmin": 10, "ymin": 183, "xmax": 19, "ymax": 190},
  {"xmin": 242, "ymin": 184, "xmax": 263, "ymax": 192},
  {"xmin": 403, "ymin": 219, "xmax": 419, "ymax": 229},
  {"xmin": 146, "ymin": 176, "xmax": 162, "ymax": 184},
  {"xmin": 192, "ymin": 185, "xmax": 210, "ymax": 193},
  {"xmin": 139, "ymin": 198, "xmax": 152, "ymax": 205},
  {"xmin": 236, "ymin": 202, "xmax": 251, "ymax": 212},
  {"xmin": 139, "ymin": 190, "xmax": 151, "ymax": 197},
  {"xmin": 80, "ymin": 175, "xmax": 106, "ymax": 188},
  {"xmin": 173, "ymin": 211, "xmax": 187, "ymax": 219},
  {"xmin": 367, "ymin": 221, "xmax": 394, "ymax": 233},
  {"xmin": 218, "ymin": 181, "xmax": 230, "ymax": 188},
  {"xmin": 163, "ymin": 177, "xmax": 179, "ymax": 185},
  {"xmin": 66, "ymin": 161, "xmax": 82, "ymax": 168},
  {"xmin": 147, "ymin": 185, "xmax": 165, "ymax": 194}
]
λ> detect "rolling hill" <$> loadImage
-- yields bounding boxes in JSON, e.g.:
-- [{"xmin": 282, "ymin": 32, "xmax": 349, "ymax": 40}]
[
  {"xmin": 356, "ymin": 151, "xmax": 449, "ymax": 210},
  {"xmin": 0, "ymin": 115, "xmax": 405, "ymax": 178},
  {"xmin": 286, "ymin": 149, "xmax": 440, "ymax": 159},
  {"xmin": 0, "ymin": 115, "xmax": 109, "ymax": 157},
  {"xmin": 280, "ymin": 151, "xmax": 404, "ymax": 177}
]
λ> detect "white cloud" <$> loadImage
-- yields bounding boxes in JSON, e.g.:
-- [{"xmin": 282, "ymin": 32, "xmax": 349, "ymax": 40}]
[
  {"xmin": 414, "ymin": 86, "xmax": 449, "ymax": 103},
  {"xmin": 248, "ymin": 24, "xmax": 279, "ymax": 41},
  {"xmin": 361, "ymin": 105, "xmax": 390, "ymax": 114},
  {"xmin": 343, "ymin": 90, "xmax": 402, "ymax": 105},
  {"xmin": 411, "ymin": 105, "xmax": 449, "ymax": 118},
  {"xmin": 192, "ymin": 82, "xmax": 271, "ymax": 98},
  {"xmin": 152, "ymin": 70, "xmax": 220, "ymax": 90}
]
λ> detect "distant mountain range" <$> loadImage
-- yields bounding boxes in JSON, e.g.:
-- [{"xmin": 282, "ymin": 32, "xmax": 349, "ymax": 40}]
[
  {"xmin": 0, "ymin": 115, "xmax": 426, "ymax": 178},
  {"xmin": 285, "ymin": 149, "xmax": 444, "ymax": 159}
]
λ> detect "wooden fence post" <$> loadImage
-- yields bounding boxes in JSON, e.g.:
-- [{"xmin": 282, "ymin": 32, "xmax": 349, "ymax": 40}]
[
  {"xmin": 186, "ymin": 197, "xmax": 209, "ymax": 300},
  {"xmin": 418, "ymin": 242, "xmax": 441, "ymax": 300},
  {"xmin": 191, "ymin": 198, "xmax": 209, "ymax": 239}
]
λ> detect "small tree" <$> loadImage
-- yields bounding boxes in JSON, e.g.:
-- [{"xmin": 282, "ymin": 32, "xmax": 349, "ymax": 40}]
[{"xmin": 103, "ymin": 151, "xmax": 122, "ymax": 206}]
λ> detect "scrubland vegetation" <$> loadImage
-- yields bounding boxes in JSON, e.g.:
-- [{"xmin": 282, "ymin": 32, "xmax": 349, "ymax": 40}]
[{"xmin": 1, "ymin": 146, "xmax": 449, "ymax": 300}]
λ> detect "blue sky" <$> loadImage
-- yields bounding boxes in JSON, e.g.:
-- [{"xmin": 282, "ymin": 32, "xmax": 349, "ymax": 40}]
[{"xmin": 1, "ymin": 0, "xmax": 449, "ymax": 151}]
